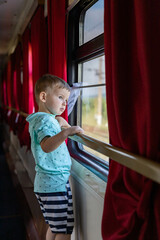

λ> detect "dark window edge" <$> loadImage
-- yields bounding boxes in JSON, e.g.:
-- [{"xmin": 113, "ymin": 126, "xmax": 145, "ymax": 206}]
[{"xmin": 68, "ymin": 139, "xmax": 108, "ymax": 182}]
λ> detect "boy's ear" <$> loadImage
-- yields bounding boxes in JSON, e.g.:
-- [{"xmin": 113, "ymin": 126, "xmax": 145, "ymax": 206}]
[{"xmin": 39, "ymin": 92, "xmax": 47, "ymax": 103}]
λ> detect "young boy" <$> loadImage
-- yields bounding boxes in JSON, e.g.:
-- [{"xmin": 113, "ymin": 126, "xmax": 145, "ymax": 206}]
[{"xmin": 26, "ymin": 74, "xmax": 84, "ymax": 240}]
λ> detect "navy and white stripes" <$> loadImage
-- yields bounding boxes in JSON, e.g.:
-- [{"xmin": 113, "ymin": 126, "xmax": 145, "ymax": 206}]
[{"xmin": 35, "ymin": 181, "xmax": 74, "ymax": 234}]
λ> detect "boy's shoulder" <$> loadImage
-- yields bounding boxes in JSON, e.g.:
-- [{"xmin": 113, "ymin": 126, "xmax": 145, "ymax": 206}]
[{"xmin": 26, "ymin": 112, "xmax": 57, "ymax": 126}]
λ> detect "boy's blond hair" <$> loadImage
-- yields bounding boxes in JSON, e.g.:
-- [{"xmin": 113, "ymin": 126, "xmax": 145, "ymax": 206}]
[{"xmin": 35, "ymin": 74, "xmax": 70, "ymax": 103}]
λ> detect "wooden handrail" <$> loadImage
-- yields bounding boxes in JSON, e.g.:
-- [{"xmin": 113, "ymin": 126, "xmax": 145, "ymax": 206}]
[
  {"xmin": 1, "ymin": 105, "xmax": 160, "ymax": 184},
  {"xmin": 3, "ymin": 106, "xmax": 28, "ymax": 118},
  {"xmin": 69, "ymin": 134, "xmax": 160, "ymax": 184}
]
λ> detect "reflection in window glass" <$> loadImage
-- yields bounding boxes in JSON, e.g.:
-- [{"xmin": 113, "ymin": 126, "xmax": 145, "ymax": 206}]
[
  {"xmin": 81, "ymin": 85, "xmax": 109, "ymax": 142},
  {"xmin": 81, "ymin": 85, "xmax": 109, "ymax": 161},
  {"xmin": 80, "ymin": 0, "xmax": 104, "ymax": 45},
  {"xmin": 78, "ymin": 55, "xmax": 109, "ymax": 161},
  {"xmin": 82, "ymin": 55, "xmax": 105, "ymax": 86},
  {"xmin": 83, "ymin": 146, "xmax": 109, "ymax": 163}
]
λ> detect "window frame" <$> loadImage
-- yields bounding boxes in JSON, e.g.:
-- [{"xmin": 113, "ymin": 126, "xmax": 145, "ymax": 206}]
[{"xmin": 67, "ymin": 0, "xmax": 108, "ymax": 182}]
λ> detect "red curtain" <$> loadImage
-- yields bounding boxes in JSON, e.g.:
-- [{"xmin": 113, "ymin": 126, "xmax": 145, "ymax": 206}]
[
  {"xmin": 2, "ymin": 73, "xmax": 7, "ymax": 106},
  {"xmin": 17, "ymin": 27, "xmax": 33, "ymax": 148},
  {"xmin": 31, "ymin": 5, "xmax": 48, "ymax": 112},
  {"xmin": 47, "ymin": 0, "xmax": 67, "ymax": 120},
  {"xmin": 1, "ymin": 44, "xmax": 22, "ymax": 132},
  {"xmin": 11, "ymin": 43, "xmax": 23, "ymax": 133},
  {"xmin": 6, "ymin": 60, "xmax": 11, "ymax": 108},
  {"xmin": 15, "ymin": 43, "xmax": 22, "ymax": 111},
  {"xmin": 4, "ymin": 60, "xmax": 13, "ymax": 125},
  {"xmin": 102, "ymin": 1, "xmax": 160, "ymax": 239},
  {"xmin": 9, "ymin": 53, "xmax": 18, "ymax": 132},
  {"xmin": 22, "ymin": 28, "xmax": 34, "ymax": 114},
  {"xmin": 0, "ymin": 70, "xmax": 7, "ymax": 121},
  {"xmin": 10, "ymin": 54, "xmax": 16, "ymax": 108}
]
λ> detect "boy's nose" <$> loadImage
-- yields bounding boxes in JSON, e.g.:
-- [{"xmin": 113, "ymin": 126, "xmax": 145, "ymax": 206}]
[{"xmin": 62, "ymin": 101, "xmax": 66, "ymax": 106}]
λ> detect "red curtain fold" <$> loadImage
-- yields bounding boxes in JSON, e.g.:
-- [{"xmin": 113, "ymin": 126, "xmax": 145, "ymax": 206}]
[
  {"xmin": 0, "ymin": 71, "xmax": 7, "ymax": 121},
  {"xmin": 6, "ymin": 60, "xmax": 11, "ymax": 108},
  {"xmin": 14, "ymin": 43, "xmax": 27, "ymax": 143},
  {"xmin": 1, "ymin": 69, "xmax": 7, "ymax": 108},
  {"xmin": 2, "ymin": 75, "xmax": 7, "ymax": 107},
  {"xmin": 8, "ymin": 53, "xmax": 18, "ymax": 132},
  {"xmin": 47, "ymin": 0, "xmax": 67, "ymax": 120},
  {"xmin": 22, "ymin": 28, "xmax": 33, "ymax": 114},
  {"xmin": 5, "ymin": 60, "xmax": 13, "ymax": 125},
  {"xmin": 102, "ymin": 1, "xmax": 160, "ymax": 239},
  {"xmin": 10, "ymin": 54, "xmax": 16, "ymax": 108},
  {"xmin": 10, "ymin": 44, "xmax": 23, "ymax": 133},
  {"xmin": 1, "ymin": 44, "xmax": 22, "ymax": 128},
  {"xmin": 15, "ymin": 43, "xmax": 22, "ymax": 111},
  {"xmin": 31, "ymin": 5, "xmax": 48, "ymax": 112},
  {"xmin": 17, "ymin": 27, "xmax": 33, "ymax": 148}
]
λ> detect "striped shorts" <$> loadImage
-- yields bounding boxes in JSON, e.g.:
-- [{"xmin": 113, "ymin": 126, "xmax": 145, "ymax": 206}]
[{"xmin": 35, "ymin": 181, "xmax": 74, "ymax": 234}]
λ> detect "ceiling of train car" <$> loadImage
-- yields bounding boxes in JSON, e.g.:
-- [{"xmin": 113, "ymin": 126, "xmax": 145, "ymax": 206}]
[{"xmin": 0, "ymin": 0, "xmax": 38, "ymax": 73}]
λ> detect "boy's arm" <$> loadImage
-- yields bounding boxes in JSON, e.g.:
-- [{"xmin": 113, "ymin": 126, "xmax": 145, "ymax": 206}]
[{"xmin": 40, "ymin": 126, "xmax": 83, "ymax": 153}]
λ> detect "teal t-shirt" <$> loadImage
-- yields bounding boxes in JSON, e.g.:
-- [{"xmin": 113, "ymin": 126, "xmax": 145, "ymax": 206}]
[{"xmin": 26, "ymin": 112, "xmax": 71, "ymax": 193}]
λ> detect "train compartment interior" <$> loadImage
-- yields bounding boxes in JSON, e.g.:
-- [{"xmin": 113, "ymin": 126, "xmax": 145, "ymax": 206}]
[
  {"xmin": 0, "ymin": 0, "xmax": 107, "ymax": 239},
  {"xmin": 1, "ymin": 0, "xmax": 160, "ymax": 240}
]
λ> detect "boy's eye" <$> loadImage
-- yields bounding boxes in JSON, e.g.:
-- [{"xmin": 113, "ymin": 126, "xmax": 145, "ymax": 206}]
[{"xmin": 59, "ymin": 96, "xmax": 63, "ymax": 99}]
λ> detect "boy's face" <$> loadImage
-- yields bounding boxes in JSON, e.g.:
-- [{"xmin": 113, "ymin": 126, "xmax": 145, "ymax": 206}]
[{"xmin": 43, "ymin": 86, "xmax": 70, "ymax": 115}]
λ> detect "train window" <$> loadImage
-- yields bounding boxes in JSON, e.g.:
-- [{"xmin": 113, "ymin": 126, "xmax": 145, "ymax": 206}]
[
  {"xmin": 77, "ymin": 55, "xmax": 109, "ymax": 160},
  {"xmin": 79, "ymin": 0, "xmax": 104, "ymax": 45},
  {"xmin": 68, "ymin": 0, "xmax": 108, "ymax": 181}
]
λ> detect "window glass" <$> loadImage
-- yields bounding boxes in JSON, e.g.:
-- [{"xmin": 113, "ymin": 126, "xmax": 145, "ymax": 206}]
[
  {"xmin": 81, "ymin": 55, "xmax": 105, "ymax": 86},
  {"xmin": 77, "ymin": 55, "xmax": 109, "ymax": 161},
  {"xmin": 80, "ymin": 0, "xmax": 104, "ymax": 45},
  {"xmin": 80, "ymin": 85, "xmax": 108, "ymax": 140}
]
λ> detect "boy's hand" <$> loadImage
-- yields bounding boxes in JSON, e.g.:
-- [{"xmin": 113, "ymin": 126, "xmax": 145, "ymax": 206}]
[
  {"xmin": 65, "ymin": 126, "xmax": 84, "ymax": 136},
  {"xmin": 40, "ymin": 125, "xmax": 84, "ymax": 153}
]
